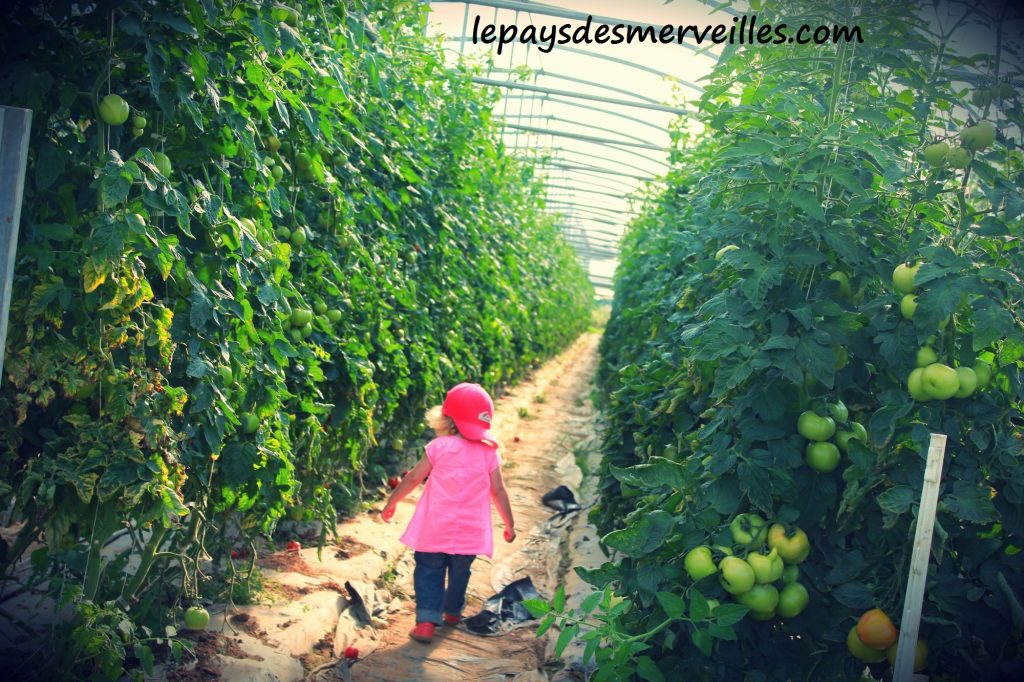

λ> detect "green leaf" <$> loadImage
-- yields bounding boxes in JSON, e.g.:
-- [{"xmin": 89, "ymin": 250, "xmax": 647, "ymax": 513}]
[
  {"xmin": 580, "ymin": 591, "xmax": 602, "ymax": 615},
  {"xmin": 877, "ymin": 485, "xmax": 915, "ymax": 515},
  {"xmin": 521, "ymin": 598, "xmax": 550, "ymax": 618},
  {"xmin": 554, "ymin": 623, "xmax": 579, "ymax": 658},
  {"xmin": 788, "ymin": 189, "xmax": 825, "ymax": 222},
  {"xmin": 973, "ymin": 305, "xmax": 1015, "ymax": 351},
  {"xmin": 655, "ymin": 591, "xmax": 686, "ymax": 619},
  {"xmin": 602, "ymin": 510, "xmax": 675, "ymax": 557},
  {"xmin": 690, "ymin": 627, "xmax": 713, "ymax": 657},
  {"xmin": 943, "ymin": 481, "xmax": 999, "ymax": 524},
  {"xmin": 610, "ymin": 457, "xmax": 687, "ymax": 491},
  {"xmin": 153, "ymin": 13, "xmax": 199, "ymax": 38},
  {"xmin": 35, "ymin": 141, "xmax": 66, "ymax": 192},
  {"xmin": 712, "ymin": 603, "xmax": 749, "ymax": 626},
  {"xmin": 553, "ymin": 584, "xmax": 566, "ymax": 612},
  {"xmin": 832, "ymin": 582, "xmax": 875, "ymax": 609},
  {"xmin": 34, "ymin": 223, "xmax": 74, "ymax": 242},
  {"xmin": 636, "ymin": 656, "xmax": 666, "ymax": 682},
  {"xmin": 535, "ymin": 612, "xmax": 555, "ymax": 637},
  {"xmin": 688, "ymin": 589, "xmax": 710, "ymax": 621},
  {"xmin": 707, "ymin": 622, "xmax": 737, "ymax": 641}
]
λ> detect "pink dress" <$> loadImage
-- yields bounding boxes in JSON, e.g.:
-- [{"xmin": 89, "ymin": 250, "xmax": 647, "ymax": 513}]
[{"xmin": 400, "ymin": 435, "xmax": 501, "ymax": 557}]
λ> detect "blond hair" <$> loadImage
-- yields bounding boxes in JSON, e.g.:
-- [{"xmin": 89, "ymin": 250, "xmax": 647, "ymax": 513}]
[{"xmin": 426, "ymin": 405, "xmax": 458, "ymax": 437}]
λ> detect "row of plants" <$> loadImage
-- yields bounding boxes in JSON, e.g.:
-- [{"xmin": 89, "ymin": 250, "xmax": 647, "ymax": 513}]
[
  {"xmin": 530, "ymin": 0, "xmax": 1023, "ymax": 680},
  {"xmin": 0, "ymin": 0, "xmax": 591, "ymax": 676}
]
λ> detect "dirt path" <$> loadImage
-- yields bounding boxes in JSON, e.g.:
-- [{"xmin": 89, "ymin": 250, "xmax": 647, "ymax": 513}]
[
  {"xmin": 346, "ymin": 332, "xmax": 602, "ymax": 682},
  {"xmin": 161, "ymin": 332, "xmax": 606, "ymax": 682}
]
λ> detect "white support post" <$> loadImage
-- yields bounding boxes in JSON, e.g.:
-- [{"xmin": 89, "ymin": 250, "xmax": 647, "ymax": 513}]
[
  {"xmin": 0, "ymin": 106, "xmax": 33, "ymax": 386},
  {"xmin": 894, "ymin": 433, "xmax": 948, "ymax": 682}
]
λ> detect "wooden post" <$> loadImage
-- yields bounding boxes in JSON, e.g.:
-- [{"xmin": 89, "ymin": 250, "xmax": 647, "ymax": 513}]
[
  {"xmin": 0, "ymin": 106, "xmax": 33, "ymax": 386},
  {"xmin": 894, "ymin": 432, "xmax": 948, "ymax": 682}
]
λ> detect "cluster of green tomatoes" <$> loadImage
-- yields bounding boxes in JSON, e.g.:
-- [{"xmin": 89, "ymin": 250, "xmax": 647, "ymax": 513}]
[{"xmin": 683, "ymin": 515, "xmax": 812, "ymax": 621}]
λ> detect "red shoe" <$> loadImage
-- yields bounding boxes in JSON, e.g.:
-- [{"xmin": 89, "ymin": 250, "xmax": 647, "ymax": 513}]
[
  {"xmin": 442, "ymin": 614, "xmax": 460, "ymax": 626},
  {"xmin": 409, "ymin": 622, "xmax": 436, "ymax": 643}
]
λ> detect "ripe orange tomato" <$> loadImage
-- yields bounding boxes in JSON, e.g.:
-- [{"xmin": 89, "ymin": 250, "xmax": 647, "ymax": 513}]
[{"xmin": 857, "ymin": 608, "xmax": 898, "ymax": 650}]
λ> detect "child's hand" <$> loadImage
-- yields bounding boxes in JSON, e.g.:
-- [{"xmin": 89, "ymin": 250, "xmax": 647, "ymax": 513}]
[
  {"xmin": 381, "ymin": 502, "xmax": 397, "ymax": 523},
  {"xmin": 504, "ymin": 527, "xmax": 516, "ymax": 543}
]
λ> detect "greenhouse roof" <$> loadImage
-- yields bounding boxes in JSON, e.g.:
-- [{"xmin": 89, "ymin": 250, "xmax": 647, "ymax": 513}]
[{"xmin": 425, "ymin": 0, "xmax": 727, "ymax": 298}]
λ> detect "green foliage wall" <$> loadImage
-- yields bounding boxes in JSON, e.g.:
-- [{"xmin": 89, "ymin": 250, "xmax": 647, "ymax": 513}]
[
  {"xmin": 0, "ymin": 0, "xmax": 590, "ymax": 672},
  {"xmin": 587, "ymin": 1, "xmax": 1024, "ymax": 680}
]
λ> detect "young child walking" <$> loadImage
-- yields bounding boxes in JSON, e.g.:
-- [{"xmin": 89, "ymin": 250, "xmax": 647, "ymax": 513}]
[{"xmin": 380, "ymin": 382, "xmax": 517, "ymax": 643}]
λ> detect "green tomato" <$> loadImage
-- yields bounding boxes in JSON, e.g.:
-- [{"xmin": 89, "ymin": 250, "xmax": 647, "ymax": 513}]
[
  {"xmin": 907, "ymin": 368, "xmax": 932, "ymax": 402},
  {"xmin": 730, "ymin": 513, "xmax": 768, "ymax": 549},
  {"xmin": 746, "ymin": 547, "xmax": 784, "ymax": 584},
  {"xmin": 184, "ymin": 606, "xmax": 210, "ymax": 630},
  {"xmin": 835, "ymin": 427, "xmax": 867, "ymax": 454},
  {"xmin": 314, "ymin": 301, "xmax": 328, "ymax": 315},
  {"xmin": 267, "ymin": 134, "xmax": 281, "ymax": 152},
  {"xmin": 900, "ymin": 294, "xmax": 918, "ymax": 320},
  {"xmin": 99, "ymin": 94, "xmax": 130, "ymax": 125},
  {"xmin": 954, "ymin": 366, "xmax": 977, "ymax": 398},
  {"xmin": 272, "ymin": 165, "xmax": 284, "ymax": 182},
  {"xmin": 290, "ymin": 328, "xmax": 303, "ymax": 343},
  {"xmin": 218, "ymin": 365, "xmax": 234, "ymax": 384},
  {"xmin": 241, "ymin": 413, "xmax": 259, "ymax": 434},
  {"xmin": 737, "ymin": 584, "xmax": 779, "ymax": 614},
  {"xmin": 828, "ymin": 271, "xmax": 852, "ymax": 298},
  {"xmin": 290, "ymin": 229, "xmax": 307, "ymax": 247},
  {"xmin": 782, "ymin": 564, "xmax": 799, "ymax": 585},
  {"xmin": 886, "ymin": 639, "xmax": 929, "ymax": 672},
  {"xmin": 327, "ymin": 308, "xmax": 343, "ymax": 323},
  {"xmin": 973, "ymin": 361, "xmax": 992, "ymax": 389},
  {"xmin": 768, "ymin": 524, "xmax": 810, "ymax": 564},
  {"xmin": 275, "ymin": 226, "xmax": 291, "ymax": 241},
  {"xmin": 300, "ymin": 322, "xmax": 313, "ymax": 338},
  {"xmin": 391, "ymin": 438, "xmax": 405, "ymax": 451},
  {"xmin": 849, "ymin": 421, "xmax": 868, "ymax": 442},
  {"xmin": 718, "ymin": 556, "xmax": 755, "ymax": 595},
  {"xmin": 295, "ymin": 152, "xmax": 312, "ymax": 170},
  {"xmin": 290, "ymin": 308, "xmax": 313, "ymax": 327},
  {"xmin": 961, "ymin": 121, "xmax": 996, "ymax": 151},
  {"xmin": 797, "ymin": 411, "xmax": 836, "ymax": 442},
  {"xmin": 806, "ymin": 441, "xmax": 841, "ymax": 472},
  {"xmin": 922, "ymin": 362, "xmax": 959, "ymax": 400},
  {"xmin": 892, "ymin": 262, "xmax": 921, "ymax": 295},
  {"xmin": 684, "ymin": 546, "xmax": 718, "ymax": 582},
  {"xmin": 847, "ymin": 626, "xmax": 887, "ymax": 663},
  {"xmin": 916, "ymin": 346, "xmax": 938, "ymax": 368},
  {"xmin": 154, "ymin": 152, "xmax": 173, "ymax": 177},
  {"xmin": 132, "ymin": 115, "xmax": 147, "ymax": 128},
  {"xmin": 922, "ymin": 142, "xmax": 949, "ymax": 167},
  {"xmin": 947, "ymin": 147, "xmax": 971, "ymax": 169},
  {"xmin": 829, "ymin": 399, "xmax": 848, "ymax": 424},
  {"xmin": 777, "ymin": 582, "xmax": 809, "ymax": 618}
]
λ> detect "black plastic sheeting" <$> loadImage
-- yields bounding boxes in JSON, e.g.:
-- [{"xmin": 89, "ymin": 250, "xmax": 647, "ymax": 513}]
[
  {"xmin": 541, "ymin": 485, "xmax": 581, "ymax": 518},
  {"xmin": 463, "ymin": 577, "xmax": 543, "ymax": 636}
]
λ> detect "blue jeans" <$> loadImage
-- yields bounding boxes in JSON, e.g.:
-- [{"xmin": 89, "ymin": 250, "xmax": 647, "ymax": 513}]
[{"xmin": 413, "ymin": 551, "xmax": 476, "ymax": 625}]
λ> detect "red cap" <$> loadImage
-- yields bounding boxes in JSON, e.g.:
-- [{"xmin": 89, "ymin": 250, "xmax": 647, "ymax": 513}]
[{"xmin": 442, "ymin": 383, "xmax": 497, "ymax": 446}]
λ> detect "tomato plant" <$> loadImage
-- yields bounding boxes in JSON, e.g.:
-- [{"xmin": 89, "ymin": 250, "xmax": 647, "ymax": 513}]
[
  {"xmin": 0, "ymin": 0, "xmax": 591, "ymax": 676},
  {"xmin": 552, "ymin": 1, "xmax": 1024, "ymax": 680}
]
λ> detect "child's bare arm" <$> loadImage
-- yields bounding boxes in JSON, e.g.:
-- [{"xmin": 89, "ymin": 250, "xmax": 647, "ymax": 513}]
[
  {"xmin": 381, "ymin": 456, "xmax": 432, "ymax": 522},
  {"xmin": 489, "ymin": 468, "xmax": 516, "ymax": 542}
]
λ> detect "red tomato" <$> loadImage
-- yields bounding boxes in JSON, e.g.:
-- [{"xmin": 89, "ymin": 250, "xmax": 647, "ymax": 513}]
[
  {"xmin": 343, "ymin": 645, "xmax": 359, "ymax": 660},
  {"xmin": 387, "ymin": 477, "xmax": 400, "ymax": 489},
  {"xmin": 286, "ymin": 540, "xmax": 301, "ymax": 553},
  {"xmin": 513, "ymin": 435, "xmax": 521, "ymax": 442}
]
